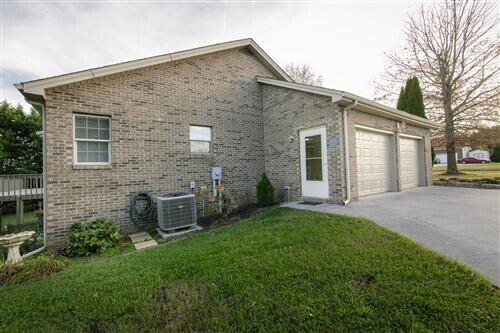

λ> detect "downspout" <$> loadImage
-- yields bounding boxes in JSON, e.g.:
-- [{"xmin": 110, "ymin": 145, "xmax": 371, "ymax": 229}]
[
  {"xmin": 23, "ymin": 100, "xmax": 47, "ymax": 257},
  {"xmin": 342, "ymin": 100, "xmax": 357, "ymax": 205}
]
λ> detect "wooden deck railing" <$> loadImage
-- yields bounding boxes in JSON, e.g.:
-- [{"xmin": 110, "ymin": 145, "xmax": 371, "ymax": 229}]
[{"xmin": 0, "ymin": 174, "xmax": 43, "ymax": 202}]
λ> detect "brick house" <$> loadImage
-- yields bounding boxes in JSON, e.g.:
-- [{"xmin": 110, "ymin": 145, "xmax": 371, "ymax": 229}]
[{"xmin": 15, "ymin": 39, "xmax": 439, "ymax": 247}]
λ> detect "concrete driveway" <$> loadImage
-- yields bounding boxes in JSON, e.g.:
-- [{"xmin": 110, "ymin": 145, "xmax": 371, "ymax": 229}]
[{"xmin": 284, "ymin": 186, "xmax": 500, "ymax": 286}]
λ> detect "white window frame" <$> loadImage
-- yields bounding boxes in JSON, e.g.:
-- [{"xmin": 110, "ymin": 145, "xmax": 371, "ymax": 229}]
[
  {"xmin": 189, "ymin": 125, "xmax": 212, "ymax": 154},
  {"xmin": 73, "ymin": 114, "xmax": 112, "ymax": 165}
]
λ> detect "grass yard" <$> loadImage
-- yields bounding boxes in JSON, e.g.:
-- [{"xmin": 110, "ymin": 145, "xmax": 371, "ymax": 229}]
[
  {"xmin": 433, "ymin": 162, "xmax": 500, "ymax": 183},
  {"xmin": 1, "ymin": 208, "xmax": 499, "ymax": 332},
  {"xmin": 0, "ymin": 211, "xmax": 38, "ymax": 232}
]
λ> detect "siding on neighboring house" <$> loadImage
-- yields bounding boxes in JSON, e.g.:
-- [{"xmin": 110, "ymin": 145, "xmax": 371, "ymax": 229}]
[
  {"xmin": 262, "ymin": 85, "xmax": 344, "ymax": 203},
  {"xmin": 43, "ymin": 47, "xmax": 276, "ymax": 246}
]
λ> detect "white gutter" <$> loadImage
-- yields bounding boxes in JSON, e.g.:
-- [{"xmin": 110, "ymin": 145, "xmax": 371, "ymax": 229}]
[
  {"xmin": 22, "ymin": 100, "xmax": 47, "ymax": 257},
  {"xmin": 342, "ymin": 100, "xmax": 357, "ymax": 205}
]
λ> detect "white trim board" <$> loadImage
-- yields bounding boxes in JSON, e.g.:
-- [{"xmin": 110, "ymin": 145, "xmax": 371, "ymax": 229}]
[
  {"xmin": 354, "ymin": 125, "xmax": 395, "ymax": 135},
  {"xmin": 399, "ymin": 133, "xmax": 423, "ymax": 140}
]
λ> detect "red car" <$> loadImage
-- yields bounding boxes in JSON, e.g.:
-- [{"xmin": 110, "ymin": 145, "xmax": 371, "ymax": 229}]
[{"xmin": 458, "ymin": 157, "xmax": 490, "ymax": 164}]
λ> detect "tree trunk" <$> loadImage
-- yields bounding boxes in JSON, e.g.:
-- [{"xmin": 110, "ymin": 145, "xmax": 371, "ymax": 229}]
[{"xmin": 444, "ymin": 103, "xmax": 459, "ymax": 174}]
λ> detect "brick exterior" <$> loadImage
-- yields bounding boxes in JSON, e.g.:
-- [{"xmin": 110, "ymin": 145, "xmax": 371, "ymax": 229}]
[
  {"xmin": 41, "ymin": 46, "xmax": 433, "ymax": 247},
  {"xmin": 262, "ymin": 86, "xmax": 344, "ymax": 203},
  {"xmin": 44, "ymin": 47, "xmax": 275, "ymax": 246}
]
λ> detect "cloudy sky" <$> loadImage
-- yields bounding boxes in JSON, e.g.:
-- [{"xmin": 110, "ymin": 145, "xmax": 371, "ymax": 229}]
[{"xmin": 1, "ymin": 1, "xmax": 430, "ymax": 110}]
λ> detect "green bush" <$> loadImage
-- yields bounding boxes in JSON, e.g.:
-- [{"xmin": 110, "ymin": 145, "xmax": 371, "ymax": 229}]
[
  {"xmin": 63, "ymin": 219, "xmax": 121, "ymax": 257},
  {"xmin": 256, "ymin": 173, "xmax": 275, "ymax": 206},
  {"xmin": 0, "ymin": 254, "xmax": 66, "ymax": 286},
  {"xmin": 490, "ymin": 144, "xmax": 500, "ymax": 162}
]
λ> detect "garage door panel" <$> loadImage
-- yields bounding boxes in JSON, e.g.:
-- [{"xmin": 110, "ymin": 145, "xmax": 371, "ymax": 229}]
[
  {"xmin": 400, "ymin": 138, "xmax": 422, "ymax": 190},
  {"xmin": 355, "ymin": 129, "xmax": 394, "ymax": 197}
]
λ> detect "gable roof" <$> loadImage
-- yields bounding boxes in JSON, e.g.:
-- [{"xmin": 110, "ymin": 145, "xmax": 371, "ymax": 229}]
[
  {"xmin": 15, "ymin": 38, "xmax": 292, "ymax": 99},
  {"xmin": 256, "ymin": 76, "xmax": 440, "ymax": 130}
]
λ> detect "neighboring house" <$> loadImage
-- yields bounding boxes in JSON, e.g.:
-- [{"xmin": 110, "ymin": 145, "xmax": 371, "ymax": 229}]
[
  {"xmin": 15, "ymin": 39, "xmax": 439, "ymax": 247},
  {"xmin": 468, "ymin": 149, "xmax": 490, "ymax": 160},
  {"xmin": 434, "ymin": 146, "xmax": 491, "ymax": 163},
  {"xmin": 434, "ymin": 146, "xmax": 471, "ymax": 164}
]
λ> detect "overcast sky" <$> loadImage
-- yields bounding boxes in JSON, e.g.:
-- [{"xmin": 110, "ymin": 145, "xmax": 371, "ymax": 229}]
[{"xmin": 1, "ymin": 1, "xmax": 430, "ymax": 110}]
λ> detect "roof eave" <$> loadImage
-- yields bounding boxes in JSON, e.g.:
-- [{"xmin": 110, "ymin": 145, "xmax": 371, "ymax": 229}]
[
  {"xmin": 15, "ymin": 38, "xmax": 292, "ymax": 99},
  {"xmin": 256, "ymin": 76, "xmax": 440, "ymax": 130},
  {"xmin": 340, "ymin": 93, "xmax": 440, "ymax": 130}
]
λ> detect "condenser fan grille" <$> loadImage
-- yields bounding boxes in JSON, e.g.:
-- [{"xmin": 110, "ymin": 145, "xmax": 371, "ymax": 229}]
[{"xmin": 157, "ymin": 193, "xmax": 197, "ymax": 231}]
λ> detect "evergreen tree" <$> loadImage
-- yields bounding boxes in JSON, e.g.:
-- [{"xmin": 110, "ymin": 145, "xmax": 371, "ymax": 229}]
[
  {"xmin": 396, "ymin": 86, "xmax": 406, "ymax": 111},
  {"xmin": 406, "ymin": 77, "xmax": 426, "ymax": 118},
  {"xmin": 256, "ymin": 173, "xmax": 275, "ymax": 206},
  {"xmin": 396, "ymin": 76, "xmax": 426, "ymax": 118}
]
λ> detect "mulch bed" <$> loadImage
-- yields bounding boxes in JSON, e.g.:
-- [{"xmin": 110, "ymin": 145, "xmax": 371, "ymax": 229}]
[{"xmin": 434, "ymin": 182, "xmax": 500, "ymax": 190}]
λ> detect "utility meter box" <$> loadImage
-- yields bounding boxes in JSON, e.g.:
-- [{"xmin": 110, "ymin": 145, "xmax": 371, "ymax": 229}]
[{"xmin": 211, "ymin": 166, "xmax": 222, "ymax": 180}]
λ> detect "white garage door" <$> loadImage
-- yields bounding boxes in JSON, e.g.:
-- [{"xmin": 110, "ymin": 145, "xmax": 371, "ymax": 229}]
[
  {"xmin": 356, "ymin": 129, "xmax": 394, "ymax": 196},
  {"xmin": 400, "ymin": 137, "xmax": 422, "ymax": 190}
]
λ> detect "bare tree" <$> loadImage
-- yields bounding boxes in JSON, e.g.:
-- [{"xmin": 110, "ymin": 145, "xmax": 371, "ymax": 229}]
[
  {"xmin": 285, "ymin": 63, "xmax": 323, "ymax": 86},
  {"xmin": 373, "ymin": 0, "xmax": 499, "ymax": 174}
]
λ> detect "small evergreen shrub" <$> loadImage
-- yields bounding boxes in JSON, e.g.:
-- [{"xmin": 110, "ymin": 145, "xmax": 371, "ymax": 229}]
[
  {"xmin": 256, "ymin": 173, "xmax": 275, "ymax": 206},
  {"xmin": 490, "ymin": 144, "xmax": 500, "ymax": 162},
  {"xmin": 63, "ymin": 219, "xmax": 121, "ymax": 257},
  {"xmin": 0, "ymin": 254, "xmax": 66, "ymax": 286}
]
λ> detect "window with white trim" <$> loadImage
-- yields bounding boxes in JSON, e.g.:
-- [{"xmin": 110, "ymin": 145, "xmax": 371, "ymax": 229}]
[
  {"xmin": 189, "ymin": 125, "xmax": 211, "ymax": 153},
  {"xmin": 74, "ymin": 114, "xmax": 111, "ymax": 164}
]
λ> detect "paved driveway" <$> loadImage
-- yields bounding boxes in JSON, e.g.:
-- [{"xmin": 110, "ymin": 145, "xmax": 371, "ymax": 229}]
[{"xmin": 284, "ymin": 186, "xmax": 500, "ymax": 286}]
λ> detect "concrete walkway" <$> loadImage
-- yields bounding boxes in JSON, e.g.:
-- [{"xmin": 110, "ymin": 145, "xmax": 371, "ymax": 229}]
[{"xmin": 283, "ymin": 186, "xmax": 500, "ymax": 286}]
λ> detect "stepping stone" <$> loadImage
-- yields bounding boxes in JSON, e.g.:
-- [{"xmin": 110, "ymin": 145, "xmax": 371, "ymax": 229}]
[
  {"xmin": 134, "ymin": 239, "xmax": 158, "ymax": 250},
  {"xmin": 129, "ymin": 232, "xmax": 152, "ymax": 243},
  {"xmin": 129, "ymin": 232, "xmax": 158, "ymax": 250}
]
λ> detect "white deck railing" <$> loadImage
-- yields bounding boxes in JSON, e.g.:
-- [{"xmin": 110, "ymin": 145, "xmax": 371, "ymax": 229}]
[{"xmin": 0, "ymin": 174, "xmax": 43, "ymax": 202}]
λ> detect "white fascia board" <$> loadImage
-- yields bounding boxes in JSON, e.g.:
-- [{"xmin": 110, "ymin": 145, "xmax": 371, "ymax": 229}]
[
  {"xmin": 343, "ymin": 92, "xmax": 440, "ymax": 129},
  {"xmin": 399, "ymin": 133, "xmax": 424, "ymax": 140},
  {"xmin": 355, "ymin": 124, "xmax": 395, "ymax": 135},
  {"xmin": 256, "ymin": 76, "xmax": 343, "ymax": 101},
  {"xmin": 17, "ymin": 38, "xmax": 291, "ymax": 98}
]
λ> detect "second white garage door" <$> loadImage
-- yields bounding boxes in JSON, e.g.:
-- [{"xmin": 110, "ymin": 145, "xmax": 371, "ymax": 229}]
[
  {"xmin": 356, "ymin": 129, "xmax": 395, "ymax": 196},
  {"xmin": 400, "ymin": 137, "xmax": 423, "ymax": 189}
]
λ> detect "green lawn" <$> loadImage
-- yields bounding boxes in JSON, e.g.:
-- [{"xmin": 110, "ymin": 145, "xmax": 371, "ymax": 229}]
[
  {"xmin": 0, "ymin": 211, "xmax": 39, "ymax": 233},
  {"xmin": 1, "ymin": 208, "xmax": 499, "ymax": 332},
  {"xmin": 433, "ymin": 162, "xmax": 500, "ymax": 183}
]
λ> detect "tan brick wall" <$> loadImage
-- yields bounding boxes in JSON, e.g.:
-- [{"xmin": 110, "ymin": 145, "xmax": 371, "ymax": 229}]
[
  {"xmin": 262, "ymin": 86, "xmax": 344, "ymax": 203},
  {"xmin": 44, "ymin": 47, "xmax": 275, "ymax": 246}
]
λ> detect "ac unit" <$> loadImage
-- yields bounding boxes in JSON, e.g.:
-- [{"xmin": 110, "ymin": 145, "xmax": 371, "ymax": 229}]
[{"xmin": 157, "ymin": 192, "xmax": 197, "ymax": 232}]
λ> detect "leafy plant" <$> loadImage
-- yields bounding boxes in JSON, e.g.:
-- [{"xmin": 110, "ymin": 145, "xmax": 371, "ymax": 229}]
[
  {"xmin": 63, "ymin": 219, "xmax": 121, "ymax": 257},
  {"xmin": 0, "ymin": 253, "xmax": 66, "ymax": 286},
  {"xmin": 256, "ymin": 173, "xmax": 275, "ymax": 206},
  {"xmin": 221, "ymin": 190, "xmax": 238, "ymax": 217}
]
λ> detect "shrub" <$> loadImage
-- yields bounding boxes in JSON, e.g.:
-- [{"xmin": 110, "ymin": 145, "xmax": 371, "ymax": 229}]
[
  {"xmin": 0, "ymin": 253, "xmax": 66, "ymax": 286},
  {"xmin": 256, "ymin": 173, "xmax": 275, "ymax": 206},
  {"xmin": 490, "ymin": 144, "xmax": 500, "ymax": 162},
  {"xmin": 63, "ymin": 219, "xmax": 121, "ymax": 257}
]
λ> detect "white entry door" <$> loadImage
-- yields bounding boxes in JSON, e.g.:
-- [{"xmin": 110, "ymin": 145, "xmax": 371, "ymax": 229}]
[
  {"xmin": 400, "ymin": 137, "xmax": 422, "ymax": 190},
  {"xmin": 300, "ymin": 127, "xmax": 329, "ymax": 198},
  {"xmin": 356, "ymin": 129, "xmax": 394, "ymax": 196}
]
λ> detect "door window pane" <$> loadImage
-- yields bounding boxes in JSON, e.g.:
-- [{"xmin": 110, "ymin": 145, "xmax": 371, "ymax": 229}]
[
  {"xmin": 306, "ymin": 159, "xmax": 323, "ymax": 181},
  {"xmin": 305, "ymin": 134, "xmax": 323, "ymax": 181},
  {"xmin": 306, "ymin": 135, "xmax": 322, "ymax": 158}
]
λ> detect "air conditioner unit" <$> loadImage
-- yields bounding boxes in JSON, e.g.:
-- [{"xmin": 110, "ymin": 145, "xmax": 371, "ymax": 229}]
[{"xmin": 157, "ymin": 192, "xmax": 197, "ymax": 232}]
